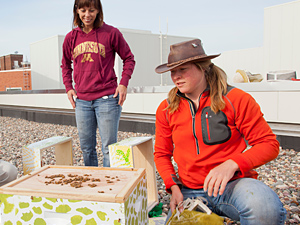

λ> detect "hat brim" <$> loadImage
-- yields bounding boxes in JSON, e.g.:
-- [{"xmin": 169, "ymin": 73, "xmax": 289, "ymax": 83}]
[{"xmin": 155, "ymin": 54, "xmax": 221, "ymax": 74}]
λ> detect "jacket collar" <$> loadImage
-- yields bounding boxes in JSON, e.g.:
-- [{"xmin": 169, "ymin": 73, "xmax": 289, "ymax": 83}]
[{"xmin": 176, "ymin": 85, "xmax": 210, "ymax": 99}]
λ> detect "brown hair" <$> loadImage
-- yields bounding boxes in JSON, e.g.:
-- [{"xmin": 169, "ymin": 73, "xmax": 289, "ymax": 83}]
[
  {"xmin": 73, "ymin": 0, "xmax": 104, "ymax": 29},
  {"xmin": 166, "ymin": 60, "xmax": 228, "ymax": 114}
]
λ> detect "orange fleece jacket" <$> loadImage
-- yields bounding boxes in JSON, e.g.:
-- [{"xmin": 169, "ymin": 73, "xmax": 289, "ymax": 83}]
[{"xmin": 154, "ymin": 87, "xmax": 279, "ymax": 191}]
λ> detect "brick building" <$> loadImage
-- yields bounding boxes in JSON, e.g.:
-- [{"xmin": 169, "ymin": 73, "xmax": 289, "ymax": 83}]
[
  {"xmin": 0, "ymin": 69, "xmax": 31, "ymax": 91},
  {"xmin": 0, "ymin": 54, "xmax": 24, "ymax": 71},
  {"xmin": 0, "ymin": 54, "xmax": 31, "ymax": 91}
]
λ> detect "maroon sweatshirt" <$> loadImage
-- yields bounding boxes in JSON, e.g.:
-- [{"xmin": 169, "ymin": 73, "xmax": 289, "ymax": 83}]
[{"xmin": 61, "ymin": 23, "xmax": 135, "ymax": 101}]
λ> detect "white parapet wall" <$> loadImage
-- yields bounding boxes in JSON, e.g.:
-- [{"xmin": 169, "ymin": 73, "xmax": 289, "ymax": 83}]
[
  {"xmin": 0, "ymin": 82, "xmax": 300, "ymax": 125},
  {"xmin": 231, "ymin": 82, "xmax": 300, "ymax": 124}
]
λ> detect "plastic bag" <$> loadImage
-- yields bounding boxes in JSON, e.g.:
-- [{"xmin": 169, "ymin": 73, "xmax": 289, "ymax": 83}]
[
  {"xmin": 166, "ymin": 209, "xmax": 224, "ymax": 225},
  {"xmin": 166, "ymin": 198, "xmax": 224, "ymax": 225},
  {"xmin": 149, "ymin": 202, "xmax": 163, "ymax": 217}
]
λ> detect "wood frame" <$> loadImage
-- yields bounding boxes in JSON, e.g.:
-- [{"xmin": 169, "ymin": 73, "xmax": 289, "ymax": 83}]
[
  {"xmin": 22, "ymin": 136, "xmax": 73, "ymax": 175},
  {"xmin": 109, "ymin": 137, "xmax": 159, "ymax": 210},
  {"xmin": 0, "ymin": 165, "xmax": 146, "ymax": 203}
]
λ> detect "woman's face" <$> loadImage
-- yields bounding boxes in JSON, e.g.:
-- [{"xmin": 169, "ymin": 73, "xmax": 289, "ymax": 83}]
[
  {"xmin": 170, "ymin": 62, "xmax": 207, "ymax": 99},
  {"xmin": 77, "ymin": 5, "xmax": 99, "ymax": 31}
]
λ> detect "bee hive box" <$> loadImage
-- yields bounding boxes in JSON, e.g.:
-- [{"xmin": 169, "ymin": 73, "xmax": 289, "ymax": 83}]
[
  {"xmin": 109, "ymin": 137, "xmax": 158, "ymax": 211},
  {"xmin": 0, "ymin": 165, "xmax": 148, "ymax": 225}
]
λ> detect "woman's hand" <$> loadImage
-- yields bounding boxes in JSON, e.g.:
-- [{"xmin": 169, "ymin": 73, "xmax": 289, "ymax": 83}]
[
  {"xmin": 114, "ymin": 84, "xmax": 127, "ymax": 106},
  {"xmin": 170, "ymin": 185, "xmax": 184, "ymax": 213},
  {"xmin": 67, "ymin": 89, "xmax": 77, "ymax": 109},
  {"xmin": 203, "ymin": 159, "xmax": 239, "ymax": 197}
]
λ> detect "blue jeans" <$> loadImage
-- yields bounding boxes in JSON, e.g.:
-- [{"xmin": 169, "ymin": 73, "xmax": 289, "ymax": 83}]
[
  {"xmin": 75, "ymin": 95, "xmax": 121, "ymax": 167},
  {"xmin": 165, "ymin": 178, "xmax": 286, "ymax": 225}
]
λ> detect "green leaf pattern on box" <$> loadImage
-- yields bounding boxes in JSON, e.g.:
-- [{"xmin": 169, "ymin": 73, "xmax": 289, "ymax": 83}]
[{"xmin": 0, "ymin": 175, "xmax": 148, "ymax": 224}]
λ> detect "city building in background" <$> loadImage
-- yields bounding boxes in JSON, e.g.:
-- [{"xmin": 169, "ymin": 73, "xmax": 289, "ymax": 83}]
[{"xmin": 0, "ymin": 54, "xmax": 31, "ymax": 91}]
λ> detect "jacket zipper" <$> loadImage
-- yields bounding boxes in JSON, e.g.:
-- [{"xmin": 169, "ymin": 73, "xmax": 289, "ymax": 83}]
[
  {"xmin": 187, "ymin": 100, "xmax": 200, "ymax": 155},
  {"xmin": 205, "ymin": 112, "xmax": 211, "ymax": 140},
  {"xmin": 178, "ymin": 91, "xmax": 207, "ymax": 155}
]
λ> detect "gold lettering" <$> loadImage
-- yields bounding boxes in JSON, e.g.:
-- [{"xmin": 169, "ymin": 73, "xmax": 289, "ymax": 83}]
[
  {"xmin": 73, "ymin": 46, "xmax": 79, "ymax": 59},
  {"xmin": 94, "ymin": 43, "xmax": 98, "ymax": 54},
  {"xmin": 81, "ymin": 43, "xmax": 86, "ymax": 54},
  {"xmin": 98, "ymin": 43, "xmax": 106, "ymax": 58},
  {"xmin": 81, "ymin": 53, "xmax": 94, "ymax": 63},
  {"xmin": 73, "ymin": 41, "xmax": 105, "ymax": 59},
  {"xmin": 73, "ymin": 42, "xmax": 86, "ymax": 59},
  {"xmin": 87, "ymin": 42, "xmax": 92, "ymax": 52}
]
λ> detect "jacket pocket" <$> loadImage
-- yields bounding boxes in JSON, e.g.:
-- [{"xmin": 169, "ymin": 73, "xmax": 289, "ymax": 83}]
[{"xmin": 201, "ymin": 107, "xmax": 231, "ymax": 145}]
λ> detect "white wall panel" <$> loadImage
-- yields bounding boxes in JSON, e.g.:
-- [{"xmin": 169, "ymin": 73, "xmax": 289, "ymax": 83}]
[
  {"xmin": 278, "ymin": 92, "xmax": 300, "ymax": 123},
  {"xmin": 143, "ymin": 93, "xmax": 168, "ymax": 114},
  {"xmin": 263, "ymin": 7, "xmax": 270, "ymax": 78},
  {"xmin": 248, "ymin": 92, "xmax": 278, "ymax": 121},
  {"xmin": 123, "ymin": 93, "xmax": 168, "ymax": 114},
  {"xmin": 213, "ymin": 47, "xmax": 263, "ymax": 84},
  {"xmin": 267, "ymin": 6, "xmax": 282, "ymax": 72},
  {"xmin": 122, "ymin": 94, "xmax": 145, "ymax": 114},
  {"xmin": 0, "ymin": 94, "xmax": 71, "ymax": 109},
  {"xmin": 292, "ymin": 3, "xmax": 300, "ymax": 71},
  {"xmin": 119, "ymin": 30, "xmax": 194, "ymax": 87},
  {"xmin": 280, "ymin": 4, "xmax": 294, "ymax": 70},
  {"xmin": 31, "ymin": 36, "xmax": 65, "ymax": 90}
]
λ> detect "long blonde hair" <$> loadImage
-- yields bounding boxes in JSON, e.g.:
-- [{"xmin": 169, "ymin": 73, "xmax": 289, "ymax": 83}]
[{"xmin": 166, "ymin": 60, "xmax": 228, "ymax": 114}]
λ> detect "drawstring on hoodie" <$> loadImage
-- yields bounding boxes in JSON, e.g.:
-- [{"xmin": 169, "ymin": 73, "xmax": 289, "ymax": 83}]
[
  {"xmin": 71, "ymin": 29, "xmax": 78, "ymax": 60},
  {"xmin": 95, "ymin": 29, "xmax": 105, "ymax": 79}
]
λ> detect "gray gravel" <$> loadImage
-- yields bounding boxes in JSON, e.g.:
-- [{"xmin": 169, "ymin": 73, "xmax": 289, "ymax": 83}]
[{"xmin": 0, "ymin": 116, "xmax": 299, "ymax": 224}]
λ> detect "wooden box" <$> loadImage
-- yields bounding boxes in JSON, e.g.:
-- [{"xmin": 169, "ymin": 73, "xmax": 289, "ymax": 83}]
[
  {"xmin": 109, "ymin": 137, "xmax": 158, "ymax": 211},
  {"xmin": 0, "ymin": 165, "xmax": 148, "ymax": 225},
  {"xmin": 22, "ymin": 136, "xmax": 73, "ymax": 175}
]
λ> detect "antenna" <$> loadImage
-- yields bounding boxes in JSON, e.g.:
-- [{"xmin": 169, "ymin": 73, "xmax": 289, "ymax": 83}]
[
  {"xmin": 159, "ymin": 17, "xmax": 169, "ymax": 86},
  {"xmin": 164, "ymin": 17, "xmax": 168, "ymax": 86},
  {"xmin": 159, "ymin": 17, "xmax": 163, "ymax": 86},
  {"xmin": 166, "ymin": 17, "xmax": 168, "ymax": 35}
]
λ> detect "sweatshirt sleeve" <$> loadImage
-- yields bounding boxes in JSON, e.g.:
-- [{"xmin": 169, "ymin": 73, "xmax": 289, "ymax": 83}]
[
  {"xmin": 111, "ymin": 28, "xmax": 135, "ymax": 87},
  {"xmin": 228, "ymin": 89, "xmax": 279, "ymax": 176},
  {"xmin": 61, "ymin": 32, "xmax": 74, "ymax": 93},
  {"xmin": 154, "ymin": 100, "xmax": 182, "ymax": 193}
]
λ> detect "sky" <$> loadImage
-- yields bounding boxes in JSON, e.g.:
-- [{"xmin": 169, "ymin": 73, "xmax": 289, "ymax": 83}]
[{"xmin": 0, "ymin": 0, "xmax": 295, "ymax": 62}]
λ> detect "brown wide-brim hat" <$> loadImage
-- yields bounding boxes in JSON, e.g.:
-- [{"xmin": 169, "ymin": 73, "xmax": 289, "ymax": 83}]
[{"xmin": 155, "ymin": 39, "xmax": 220, "ymax": 74}]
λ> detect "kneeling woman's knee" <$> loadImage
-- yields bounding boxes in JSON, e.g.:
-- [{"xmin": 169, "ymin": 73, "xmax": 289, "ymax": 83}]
[{"xmin": 234, "ymin": 179, "xmax": 286, "ymax": 224}]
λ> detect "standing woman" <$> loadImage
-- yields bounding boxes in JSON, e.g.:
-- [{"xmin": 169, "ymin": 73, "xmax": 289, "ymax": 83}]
[
  {"xmin": 61, "ymin": 0, "xmax": 135, "ymax": 167},
  {"xmin": 154, "ymin": 39, "xmax": 286, "ymax": 224}
]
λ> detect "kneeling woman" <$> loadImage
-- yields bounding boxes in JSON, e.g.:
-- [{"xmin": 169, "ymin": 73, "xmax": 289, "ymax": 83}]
[{"xmin": 154, "ymin": 39, "xmax": 286, "ymax": 225}]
